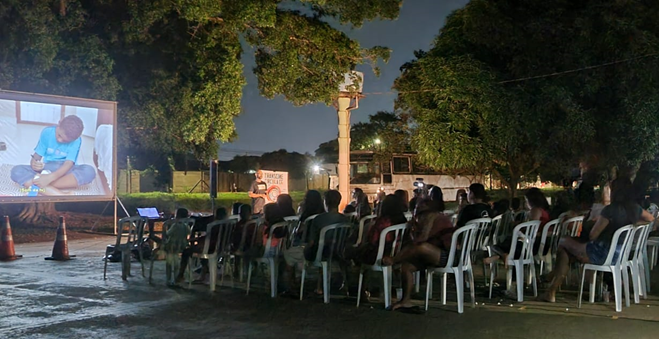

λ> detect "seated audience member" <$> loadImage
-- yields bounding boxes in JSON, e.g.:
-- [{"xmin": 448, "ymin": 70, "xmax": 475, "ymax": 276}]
[
  {"xmin": 492, "ymin": 199, "xmax": 511, "ymax": 217},
  {"xmin": 455, "ymin": 183, "xmax": 493, "ymax": 228},
  {"xmin": 381, "ymin": 199, "xmax": 454, "ymax": 312},
  {"xmin": 232, "ymin": 202, "xmax": 243, "ymax": 216},
  {"xmin": 457, "ymin": 191, "xmax": 469, "ymax": 213},
  {"xmin": 277, "ymin": 193, "xmax": 296, "ymax": 217},
  {"xmin": 253, "ymin": 203, "xmax": 287, "ymax": 258},
  {"xmin": 484, "ymin": 188, "xmax": 550, "ymax": 267},
  {"xmin": 178, "ymin": 207, "xmax": 228, "ymax": 283},
  {"xmin": 352, "ymin": 188, "xmax": 372, "ymax": 219},
  {"xmin": 232, "ymin": 204, "xmax": 253, "ymax": 253},
  {"xmin": 394, "ymin": 189, "xmax": 409, "ymax": 213},
  {"xmin": 303, "ymin": 190, "xmax": 350, "ymax": 295},
  {"xmin": 539, "ymin": 177, "xmax": 654, "ymax": 302}
]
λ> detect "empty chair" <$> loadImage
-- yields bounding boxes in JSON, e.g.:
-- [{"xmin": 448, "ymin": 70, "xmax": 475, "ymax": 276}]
[
  {"xmin": 490, "ymin": 220, "xmax": 541, "ymax": 302},
  {"xmin": 356, "ymin": 224, "xmax": 408, "ymax": 308},
  {"xmin": 147, "ymin": 217, "xmax": 195, "ymax": 284},
  {"xmin": 425, "ymin": 223, "xmax": 478, "ymax": 313},
  {"xmin": 300, "ymin": 223, "xmax": 352, "ymax": 304},
  {"xmin": 187, "ymin": 219, "xmax": 237, "ymax": 292},
  {"xmin": 578, "ymin": 225, "xmax": 634, "ymax": 312},
  {"xmin": 246, "ymin": 221, "xmax": 287, "ymax": 298},
  {"xmin": 623, "ymin": 223, "xmax": 651, "ymax": 303},
  {"xmin": 105, "ymin": 216, "xmax": 148, "ymax": 280},
  {"xmin": 467, "ymin": 218, "xmax": 492, "ymax": 285}
]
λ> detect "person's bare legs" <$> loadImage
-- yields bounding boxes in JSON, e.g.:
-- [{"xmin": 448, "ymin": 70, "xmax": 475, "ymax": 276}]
[
  {"xmin": 539, "ymin": 237, "xmax": 588, "ymax": 302},
  {"xmin": 383, "ymin": 243, "xmax": 443, "ymax": 266},
  {"xmin": 391, "ymin": 262, "xmax": 418, "ymax": 310},
  {"xmin": 49, "ymin": 173, "xmax": 80, "ymax": 189}
]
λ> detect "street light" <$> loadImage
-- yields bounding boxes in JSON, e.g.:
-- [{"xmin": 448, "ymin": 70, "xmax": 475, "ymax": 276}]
[{"xmin": 374, "ymin": 138, "xmax": 381, "ymax": 145}]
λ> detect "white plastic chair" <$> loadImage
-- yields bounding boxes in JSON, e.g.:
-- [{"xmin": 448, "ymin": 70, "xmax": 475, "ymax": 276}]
[
  {"xmin": 187, "ymin": 219, "xmax": 237, "ymax": 292},
  {"xmin": 425, "ymin": 223, "xmax": 479, "ymax": 313},
  {"xmin": 300, "ymin": 223, "xmax": 352, "ymax": 304},
  {"xmin": 147, "ymin": 217, "xmax": 195, "ymax": 284},
  {"xmin": 246, "ymin": 221, "xmax": 287, "ymax": 298},
  {"xmin": 562, "ymin": 216, "xmax": 584, "ymax": 237},
  {"xmin": 105, "ymin": 216, "xmax": 148, "ymax": 281},
  {"xmin": 355, "ymin": 215, "xmax": 377, "ymax": 247},
  {"xmin": 536, "ymin": 218, "xmax": 561, "ymax": 275},
  {"xmin": 578, "ymin": 225, "xmax": 634, "ymax": 312},
  {"xmin": 648, "ymin": 237, "xmax": 659, "ymax": 270},
  {"xmin": 623, "ymin": 223, "xmax": 651, "ymax": 303},
  {"xmin": 234, "ymin": 218, "xmax": 262, "ymax": 282},
  {"xmin": 443, "ymin": 210, "xmax": 455, "ymax": 217},
  {"xmin": 355, "ymin": 223, "xmax": 408, "ymax": 308},
  {"xmin": 491, "ymin": 220, "xmax": 541, "ymax": 302},
  {"xmin": 467, "ymin": 218, "xmax": 492, "ymax": 285}
]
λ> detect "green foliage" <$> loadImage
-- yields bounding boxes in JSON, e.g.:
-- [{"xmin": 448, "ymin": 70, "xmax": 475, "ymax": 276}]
[
  {"xmin": 0, "ymin": 0, "xmax": 401, "ymax": 170},
  {"xmin": 315, "ymin": 111, "xmax": 410, "ymax": 163},
  {"xmin": 396, "ymin": 0, "xmax": 659, "ymax": 193}
]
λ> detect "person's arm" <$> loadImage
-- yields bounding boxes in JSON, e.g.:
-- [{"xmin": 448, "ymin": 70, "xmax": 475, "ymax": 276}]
[
  {"xmin": 589, "ymin": 216, "xmax": 610, "ymax": 241},
  {"xmin": 640, "ymin": 209, "xmax": 655, "ymax": 223},
  {"xmin": 528, "ymin": 207, "xmax": 542, "ymax": 221},
  {"xmin": 415, "ymin": 213, "xmax": 439, "ymax": 244},
  {"xmin": 247, "ymin": 182, "xmax": 268, "ymax": 200},
  {"xmin": 34, "ymin": 160, "xmax": 74, "ymax": 187},
  {"xmin": 30, "ymin": 153, "xmax": 44, "ymax": 172}
]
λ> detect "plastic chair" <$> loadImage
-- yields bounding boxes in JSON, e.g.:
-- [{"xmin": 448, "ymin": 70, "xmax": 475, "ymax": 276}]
[
  {"xmin": 562, "ymin": 216, "xmax": 584, "ymax": 237},
  {"xmin": 623, "ymin": 224, "xmax": 651, "ymax": 303},
  {"xmin": 490, "ymin": 220, "xmax": 541, "ymax": 302},
  {"xmin": 648, "ymin": 237, "xmax": 659, "ymax": 270},
  {"xmin": 450, "ymin": 214, "xmax": 458, "ymax": 226},
  {"xmin": 355, "ymin": 215, "xmax": 377, "ymax": 247},
  {"xmin": 300, "ymin": 223, "xmax": 352, "ymax": 304},
  {"xmin": 233, "ymin": 219, "xmax": 262, "ymax": 283},
  {"xmin": 536, "ymin": 218, "xmax": 561, "ymax": 275},
  {"xmin": 246, "ymin": 221, "xmax": 287, "ymax": 298},
  {"xmin": 105, "ymin": 216, "xmax": 148, "ymax": 280},
  {"xmin": 187, "ymin": 219, "xmax": 237, "ymax": 292},
  {"xmin": 578, "ymin": 225, "xmax": 634, "ymax": 312},
  {"xmin": 355, "ymin": 223, "xmax": 408, "ymax": 308},
  {"xmin": 404, "ymin": 211, "xmax": 413, "ymax": 221},
  {"xmin": 425, "ymin": 223, "xmax": 479, "ymax": 313},
  {"xmin": 467, "ymin": 218, "xmax": 492, "ymax": 285},
  {"xmin": 147, "ymin": 218, "xmax": 195, "ymax": 284}
]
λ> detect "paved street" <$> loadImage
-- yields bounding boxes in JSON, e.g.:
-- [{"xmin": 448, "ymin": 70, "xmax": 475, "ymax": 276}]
[{"xmin": 2, "ymin": 237, "xmax": 659, "ymax": 338}]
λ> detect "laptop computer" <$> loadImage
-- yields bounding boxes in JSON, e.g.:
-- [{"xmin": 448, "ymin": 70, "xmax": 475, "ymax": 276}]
[{"xmin": 137, "ymin": 207, "xmax": 160, "ymax": 219}]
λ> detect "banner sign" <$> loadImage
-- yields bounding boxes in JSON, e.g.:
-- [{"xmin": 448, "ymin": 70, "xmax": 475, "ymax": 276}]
[{"xmin": 261, "ymin": 170, "xmax": 288, "ymax": 202}]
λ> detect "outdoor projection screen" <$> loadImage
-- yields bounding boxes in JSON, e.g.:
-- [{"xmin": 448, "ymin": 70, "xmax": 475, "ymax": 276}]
[{"xmin": 0, "ymin": 90, "xmax": 116, "ymax": 202}]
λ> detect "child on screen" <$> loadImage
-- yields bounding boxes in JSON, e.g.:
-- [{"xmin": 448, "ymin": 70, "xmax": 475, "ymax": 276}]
[{"xmin": 10, "ymin": 115, "xmax": 96, "ymax": 195}]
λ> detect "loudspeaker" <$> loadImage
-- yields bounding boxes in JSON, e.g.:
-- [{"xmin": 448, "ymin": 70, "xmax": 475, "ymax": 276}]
[{"xmin": 210, "ymin": 159, "xmax": 218, "ymax": 198}]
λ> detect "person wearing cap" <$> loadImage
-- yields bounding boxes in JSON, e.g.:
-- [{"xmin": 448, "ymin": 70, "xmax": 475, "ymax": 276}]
[{"xmin": 455, "ymin": 183, "xmax": 493, "ymax": 228}]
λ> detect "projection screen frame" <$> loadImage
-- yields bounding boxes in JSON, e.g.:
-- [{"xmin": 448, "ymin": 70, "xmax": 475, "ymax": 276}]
[{"xmin": 0, "ymin": 89, "xmax": 117, "ymax": 204}]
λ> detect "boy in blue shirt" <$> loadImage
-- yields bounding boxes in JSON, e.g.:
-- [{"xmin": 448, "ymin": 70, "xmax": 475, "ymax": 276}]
[{"xmin": 11, "ymin": 115, "xmax": 96, "ymax": 195}]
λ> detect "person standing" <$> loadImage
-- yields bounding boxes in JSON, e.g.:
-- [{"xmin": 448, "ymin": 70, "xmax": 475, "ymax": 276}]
[{"xmin": 248, "ymin": 170, "xmax": 268, "ymax": 214}]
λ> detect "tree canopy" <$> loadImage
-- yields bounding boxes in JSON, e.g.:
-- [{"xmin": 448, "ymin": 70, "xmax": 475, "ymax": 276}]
[
  {"xmin": 395, "ymin": 0, "xmax": 659, "ymax": 194},
  {"xmin": 315, "ymin": 111, "xmax": 410, "ymax": 163},
  {"xmin": 0, "ymin": 0, "xmax": 399, "ymax": 171}
]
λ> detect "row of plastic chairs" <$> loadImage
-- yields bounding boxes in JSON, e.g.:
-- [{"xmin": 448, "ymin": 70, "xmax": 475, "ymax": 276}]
[{"xmin": 578, "ymin": 223, "xmax": 653, "ymax": 312}]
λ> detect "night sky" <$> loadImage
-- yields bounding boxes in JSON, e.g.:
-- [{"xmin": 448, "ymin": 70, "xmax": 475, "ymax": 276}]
[{"xmin": 218, "ymin": 0, "xmax": 469, "ymax": 160}]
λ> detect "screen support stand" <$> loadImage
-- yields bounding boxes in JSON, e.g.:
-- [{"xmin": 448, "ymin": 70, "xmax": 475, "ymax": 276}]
[{"xmin": 113, "ymin": 196, "xmax": 130, "ymax": 235}]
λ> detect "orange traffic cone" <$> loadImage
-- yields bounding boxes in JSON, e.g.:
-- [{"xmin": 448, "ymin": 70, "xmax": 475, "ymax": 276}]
[
  {"xmin": 45, "ymin": 216, "xmax": 75, "ymax": 261},
  {"xmin": 0, "ymin": 215, "xmax": 21, "ymax": 261}
]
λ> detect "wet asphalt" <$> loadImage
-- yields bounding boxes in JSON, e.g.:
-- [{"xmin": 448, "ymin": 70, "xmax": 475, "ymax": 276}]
[{"xmin": 1, "ymin": 237, "xmax": 659, "ymax": 339}]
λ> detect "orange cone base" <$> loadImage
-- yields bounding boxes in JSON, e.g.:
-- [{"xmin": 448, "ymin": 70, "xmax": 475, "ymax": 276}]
[
  {"xmin": 45, "ymin": 254, "xmax": 76, "ymax": 261},
  {"xmin": 0, "ymin": 254, "xmax": 22, "ymax": 261}
]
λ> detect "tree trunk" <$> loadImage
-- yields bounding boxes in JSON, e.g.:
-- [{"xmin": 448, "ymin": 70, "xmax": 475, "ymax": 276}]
[{"xmin": 17, "ymin": 202, "xmax": 57, "ymax": 225}]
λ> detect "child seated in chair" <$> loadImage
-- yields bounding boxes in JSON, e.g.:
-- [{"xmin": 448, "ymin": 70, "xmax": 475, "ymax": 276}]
[{"xmin": 164, "ymin": 208, "xmax": 191, "ymax": 286}]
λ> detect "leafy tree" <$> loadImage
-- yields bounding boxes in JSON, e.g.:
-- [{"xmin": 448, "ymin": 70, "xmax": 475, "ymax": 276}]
[
  {"xmin": 395, "ymin": 0, "xmax": 659, "ymax": 196},
  {"xmin": 315, "ymin": 111, "xmax": 411, "ymax": 163},
  {"xmin": 0, "ymin": 0, "xmax": 400, "ymax": 221}
]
